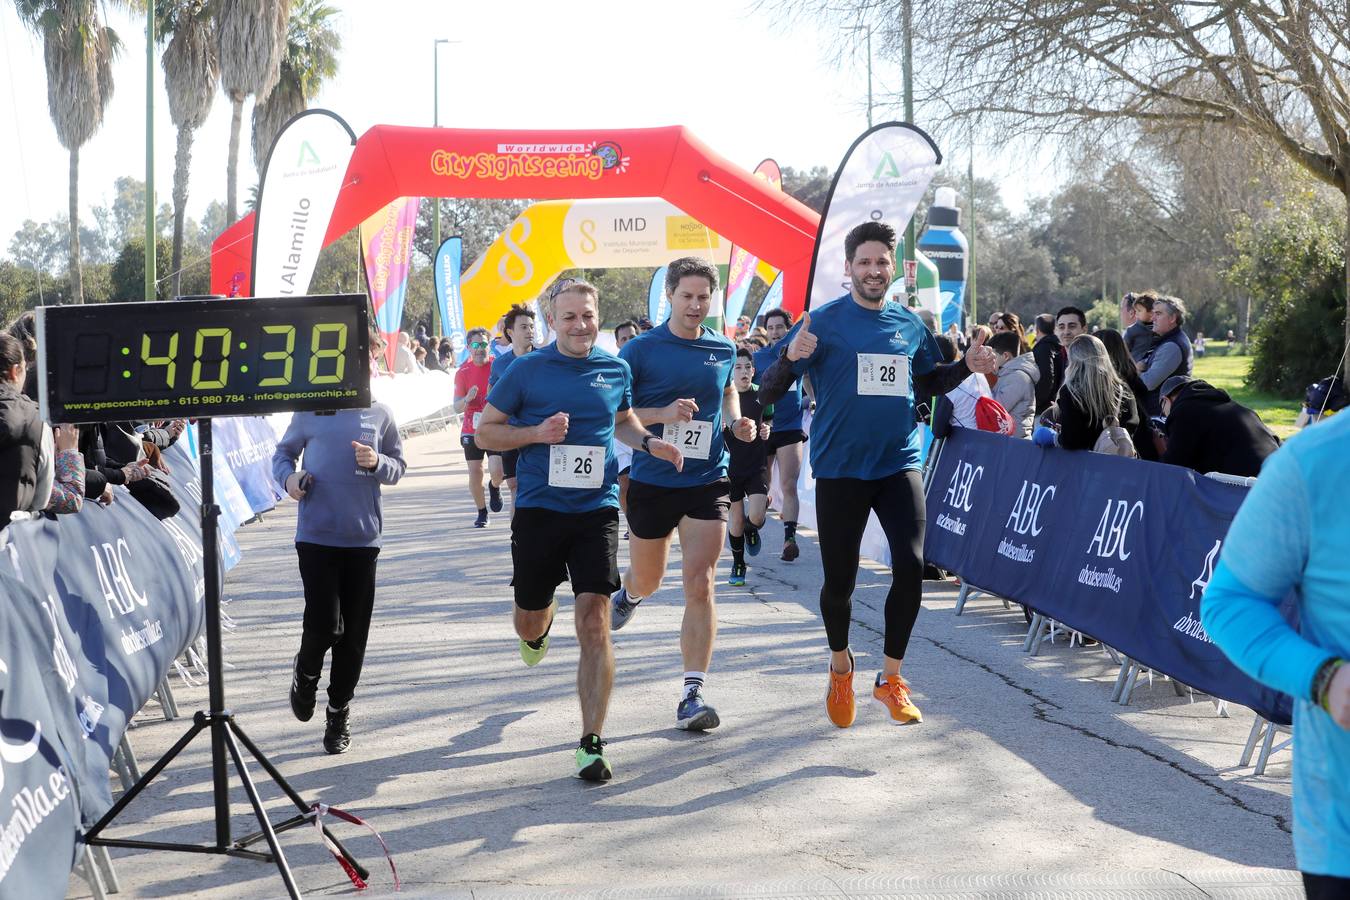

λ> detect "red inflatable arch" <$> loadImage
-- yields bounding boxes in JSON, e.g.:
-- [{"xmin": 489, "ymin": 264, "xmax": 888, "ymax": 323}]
[{"xmin": 210, "ymin": 125, "xmax": 820, "ymax": 324}]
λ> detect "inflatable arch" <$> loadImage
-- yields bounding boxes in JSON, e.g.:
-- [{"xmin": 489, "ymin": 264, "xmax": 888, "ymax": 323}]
[
  {"xmin": 210, "ymin": 125, "xmax": 819, "ymax": 326},
  {"xmin": 461, "ymin": 197, "xmax": 778, "ymax": 321}
]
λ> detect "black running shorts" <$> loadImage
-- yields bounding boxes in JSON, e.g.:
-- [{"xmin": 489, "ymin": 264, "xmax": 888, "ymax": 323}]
[
  {"xmin": 485, "ymin": 448, "xmax": 519, "ymax": 478},
  {"xmin": 729, "ymin": 470, "xmax": 768, "ymax": 503},
  {"xmin": 510, "ymin": 506, "xmax": 620, "ymax": 610},
  {"xmin": 765, "ymin": 428, "xmax": 806, "ymax": 453},
  {"xmin": 625, "ymin": 478, "xmax": 731, "ymax": 540},
  {"xmin": 461, "ymin": 433, "xmax": 485, "ymax": 461}
]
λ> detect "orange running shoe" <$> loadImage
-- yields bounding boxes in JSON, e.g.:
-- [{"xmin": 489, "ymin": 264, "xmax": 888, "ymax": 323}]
[
  {"xmin": 825, "ymin": 651, "xmax": 856, "ymax": 728},
  {"xmin": 873, "ymin": 673, "xmax": 923, "ymax": 724}
]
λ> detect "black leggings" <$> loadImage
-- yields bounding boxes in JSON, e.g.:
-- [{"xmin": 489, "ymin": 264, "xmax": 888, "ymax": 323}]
[
  {"xmin": 295, "ymin": 542, "xmax": 381, "ymax": 708},
  {"xmin": 1303, "ymin": 872, "xmax": 1350, "ymax": 899},
  {"xmin": 814, "ymin": 469, "xmax": 925, "ymax": 661}
]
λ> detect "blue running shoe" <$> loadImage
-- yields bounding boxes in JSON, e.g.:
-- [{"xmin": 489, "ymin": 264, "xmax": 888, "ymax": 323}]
[
  {"xmin": 728, "ymin": 560, "xmax": 746, "ymax": 586},
  {"xmin": 474, "ymin": 509, "xmax": 488, "ymax": 528},
  {"xmin": 746, "ymin": 526, "xmax": 761, "ymax": 557},
  {"xmin": 611, "ymin": 586, "xmax": 642, "ymax": 631},
  {"xmin": 676, "ymin": 689, "xmax": 721, "ymax": 731},
  {"xmin": 488, "ymin": 483, "xmax": 503, "ymax": 513}
]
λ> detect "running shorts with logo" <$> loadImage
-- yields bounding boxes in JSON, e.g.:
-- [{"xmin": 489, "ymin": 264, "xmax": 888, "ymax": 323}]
[
  {"xmin": 626, "ymin": 477, "xmax": 731, "ymax": 539},
  {"xmin": 486, "ymin": 343, "xmax": 633, "ymax": 609}
]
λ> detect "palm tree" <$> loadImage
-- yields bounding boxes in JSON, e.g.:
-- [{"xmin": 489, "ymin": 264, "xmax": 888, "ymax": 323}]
[
  {"xmin": 15, "ymin": 0, "xmax": 125, "ymax": 303},
  {"xmin": 160, "ymin": 0, "xmax": 219, "ymax": 297},
  {"xmin": 250, "ymin": 0, "xmax": 340, "ymax": 173},
  {"xmin": 217, "ymin": 0, "xmax": 291, "ymax": 223}
]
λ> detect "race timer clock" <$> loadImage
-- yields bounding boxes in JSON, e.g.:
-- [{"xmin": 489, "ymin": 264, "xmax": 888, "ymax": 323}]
[{"xmin": 36, "ymin": 294, "xmax": 372, "ymax": 423}]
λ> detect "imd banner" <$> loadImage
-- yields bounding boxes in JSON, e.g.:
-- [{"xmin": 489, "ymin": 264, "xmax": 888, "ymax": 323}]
[
  {"xmin": 360, "ymin": 197, "xmax": 421, "ymax": 371},
  {"xmin": 250, "ymin": 109, "xmax": 357, "ymax": 296},
  {"xmin": 434, "ymin": 237, "xmax": 466, "ymax": 358},
  {"xmin": 807, "ymin": 123, "xmax": 942, "ymax": 312},
  {"xmin": 724, "ymin": 159, "xmax": 783, "ymax": 333}
]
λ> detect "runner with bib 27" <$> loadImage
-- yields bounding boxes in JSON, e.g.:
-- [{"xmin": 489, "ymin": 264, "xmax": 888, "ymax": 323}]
[{"xmin": 760, "ymin": 221, "xmax": 998, "ymax": 729}]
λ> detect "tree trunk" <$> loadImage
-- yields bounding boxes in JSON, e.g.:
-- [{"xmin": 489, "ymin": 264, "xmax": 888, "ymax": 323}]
[
  {"xmin": 226, "ymin": 96, "xmax": 243, "ymax": 224},
  {"xmin": 1343, "ymin": 196, "xmax": 1350, "ymax": 394},
  {"xmin": 69, "ymin": 147, "xmax": 83, "ymax": 305},
  {"xmin": 1235, "ymin": 290, "xmax": 1250, "ymax": 348},
  {"xmin": 172, "ymin": 125, "xmax": 194, "ymax": 298}
]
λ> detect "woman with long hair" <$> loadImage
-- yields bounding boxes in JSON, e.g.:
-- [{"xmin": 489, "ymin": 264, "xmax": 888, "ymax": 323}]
[
  {"xmin": 1097, "ymin": 329, "xmax": 1159, "ymax": 460},
  {"xmin": 1052, "ymin": 334, "xmax": 1139, "ymax": 450},
  {"xmin": 991, "ymin": 311, "xmax": 1032, "ymax": 354}
]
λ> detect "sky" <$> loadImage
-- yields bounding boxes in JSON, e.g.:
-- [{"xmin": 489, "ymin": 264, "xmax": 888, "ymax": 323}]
[{"xmin": 0, "ymin": 0, "xmax": 1059, "ymax": 271}]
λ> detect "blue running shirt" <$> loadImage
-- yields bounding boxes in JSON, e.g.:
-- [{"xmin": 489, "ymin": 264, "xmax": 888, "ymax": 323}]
[
  {"xmin": 754, "ymin": 337, "xmax": 803, "ymax": 431},
  {"xmin": 485, "ymin": 343, "xmax": 632, "ymax": 513},
  {"xmin": 785, "ymin": 296, "xmax": 941, "ymax": 480},
  {"xmin": 619, "ymin": 322, "xmax": 736, "ymax": 488},
  {"xmin": 489, "ymin": 348, "xmax": 529, "ymax": 388}
]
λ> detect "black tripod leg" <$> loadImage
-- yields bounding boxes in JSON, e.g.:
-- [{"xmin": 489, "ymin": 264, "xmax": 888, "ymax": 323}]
[
  {"xmin": 85, "ymin": 714, "xmax": 208, "ymax": 841},
  {"xmin": 229, "ymin": 720, "xmax": 370, "ymax": 881},
  {"xmin": 221, "ymin": 727, "xmax": 302, "ymax": 900}
]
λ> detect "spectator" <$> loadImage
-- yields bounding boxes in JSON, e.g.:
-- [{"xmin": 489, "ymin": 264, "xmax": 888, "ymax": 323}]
[
  {"xmin": 0, "ymin": 333, "xmax": 44, "ymax": 522},
  {"xmin": 1123, "ymin": 291, "xmax": 1160, "ymax": 363},
  {"xmin": 988, "ymin": 331, "xmax": 1039, "ymax": 438},
  {"xmin": 413, "ymin": 346, "xmax": 428, "ymax": 371},
  {"xmin": 1049, "ymin": 334, "xmax": 1139, "ymax": 451},
  {"xmin": 1031, "ymin": 313, "xmax": 1061, "ymax": 414},
  {"xmin": 1098, "ymin": 329, "xmax": 1160, "ymax": 461},
  {"xmin": 1138, "ymin": 296, "xmax": 1194, "ymax": 415},
  {"xmin": 733, "ymin": 315, "xmax": 751, "ymax": 340},
  {"xmin": 492, "ymin": 316, "xmax": 513, "ymax": 356},
  {"xmin": 1054, "ymin": 305, "xmax": 1086, "ymax": 348},
  {"xmin": 1194, "ymin": 331, "xmax": 1207, "ymax": 358},
  {"xmin": 393, "ymin": 332, "xmax": 418, "ymax": 374},
  {"xmin": 991, "ymin": 311, "xmax": 1031, "ymax": 354},
  {"xmin": 914, "ymin": 308, "xmax": 936, "ymax": 333},
  {"xmin": 1200, "ymin": 414, "xmax": 1350, "ymax": 897},
  {"xmin": 1157, "ymin": 375, "xmax": 1279, "ymax": 476},
  {"xmin": 636, "ymin": 315, "xmax": 654, "ymax": 333},
  {"xmin": 612, "ymin": 319, "xmax": 639, "ymax": 347},
  {"xmin": 939, "ymin": 336, "xmax": 992, "ymax": 430}
]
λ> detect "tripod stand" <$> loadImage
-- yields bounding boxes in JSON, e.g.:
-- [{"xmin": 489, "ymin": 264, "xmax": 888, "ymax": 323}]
[{"xmin": 83, "ymin": 419, "xmax": 369, "ymax": 899}]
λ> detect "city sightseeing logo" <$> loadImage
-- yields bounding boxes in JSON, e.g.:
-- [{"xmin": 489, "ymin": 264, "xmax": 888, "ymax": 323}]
[{"xmin": 431, "ymin": 140, "xmax": 629, "ymax": 182}]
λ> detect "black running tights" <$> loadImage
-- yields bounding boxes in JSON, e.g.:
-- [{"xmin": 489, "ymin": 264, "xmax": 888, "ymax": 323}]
[
  {"xmin": 814, "ymin": 469, "xmax": 925, "ymax": 661},
  {"xmin": 295, "ymin": 542, "xmax": 380, "ymax": 708}
]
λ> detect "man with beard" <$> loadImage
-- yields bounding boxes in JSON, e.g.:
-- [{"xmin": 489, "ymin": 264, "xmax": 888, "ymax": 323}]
[{"xmin": 760, "ymin": 222, "xmax": 997, "ymax": 729}]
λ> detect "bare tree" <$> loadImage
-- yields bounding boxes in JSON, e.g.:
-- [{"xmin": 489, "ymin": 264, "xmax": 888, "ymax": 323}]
[{"xmin": 773, "ymin": 0, "xmax": 1350, "ymax": 380}]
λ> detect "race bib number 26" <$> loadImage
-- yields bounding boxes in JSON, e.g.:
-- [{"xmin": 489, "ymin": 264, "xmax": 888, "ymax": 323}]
[
  {"xmin": 548, "ymin": 444, "xmax": 605, "ymax": 489},
  {"xmin": 857, "ymin": 353, "xmax": 908, "ymax": 396},
  {"xmin": 664, "ymin": 420, "xmax": 713, "ymax": 460}
]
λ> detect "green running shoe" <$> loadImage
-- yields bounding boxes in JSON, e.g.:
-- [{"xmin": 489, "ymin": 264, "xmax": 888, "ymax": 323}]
[
  {"xmin": 520, "ymin": 600, "xmax": 555, "ymax": 667},
  {"xmin": 729, "ymin": 560, "xmax": 746, "ymax": 586},
  {"xmin": 576, "ymin": 735, "xmax": 612, "ymax": 781}
]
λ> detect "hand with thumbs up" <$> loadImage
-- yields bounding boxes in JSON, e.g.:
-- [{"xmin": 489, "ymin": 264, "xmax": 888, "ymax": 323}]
[
  {"xmin": 787, "ymin": 312, "xmax": 817, "ymax": 361},
  {"xmin": 964, "ymin": 327, "xmax": 998, "ymax": 375}
]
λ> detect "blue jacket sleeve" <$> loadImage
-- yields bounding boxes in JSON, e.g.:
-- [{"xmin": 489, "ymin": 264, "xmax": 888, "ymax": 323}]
[
  {"xmin": 1200, "ymin": 446, "xmax": 1333, "ymax": 701},
  {"xmin": 272, "ymin": 416, "xmax": 307, "ymax": 487},
  {"xmin": 372, "ymin": 409, "xmax": 406, "ymax": 486}
]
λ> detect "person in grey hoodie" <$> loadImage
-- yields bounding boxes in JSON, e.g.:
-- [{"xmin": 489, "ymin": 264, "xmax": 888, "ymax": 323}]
[
  {"xmin": 989, "ymin": 331, "xmax": 1040, "ymax": 439},
  {"xmin": 272, "ymin": 402, "xmax": 406, "ymax": 754}
]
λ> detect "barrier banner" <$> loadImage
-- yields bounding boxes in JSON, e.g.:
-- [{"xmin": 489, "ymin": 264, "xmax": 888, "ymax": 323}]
[
  {"xmin": 360, "ymin": 197, "xmax": 421, "ymax": 371},
  {"xmin": 724, "ymin": 159, "xmax": 782, "ymax": 333},
  {"xmin": 755, "ymin": 272, "xmax": 784, "ymax": 323},
  {"xmin": 648, "ymin": 265, "xmax": 670, "ymax": 326},
  {"xmin": 250, "ymin": 109, "xmax": 358, "ymax": 296},
  {"xmin": 434, "ymin": 236, "xmax": 466, "ymax": 358},
  {"xmin": 807, "ymin": 123, "xmax": 941, "ymax": 313},
  {"xmin": 0, "ymin": 569, "xmax": 83, "ymax": 900},
  {"xmin": 209, "ymin": 417, "xmax": 283, "ymax": 517},
  {"xmin": 924, "ymin": 429, "xmax": 1292, "ymax": 724}
]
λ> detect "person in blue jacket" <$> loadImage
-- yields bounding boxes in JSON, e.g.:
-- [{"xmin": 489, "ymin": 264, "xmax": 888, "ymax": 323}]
[{"xmin": 1202, "ymin": 413, "xmax": 1350, "ymax": 898}]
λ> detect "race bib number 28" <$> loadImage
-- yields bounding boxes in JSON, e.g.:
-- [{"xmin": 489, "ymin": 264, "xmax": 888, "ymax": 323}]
[
  {"xmin": 548, "ymin": 444, "xmax": 605, "ymax": 489},
  {"xmin": 664, "ymin": 420, "xmax": 713, "ymax": 460},
  {"xmin": 857, "ymin": 353, "xmax": 908, "ymax": 396}
]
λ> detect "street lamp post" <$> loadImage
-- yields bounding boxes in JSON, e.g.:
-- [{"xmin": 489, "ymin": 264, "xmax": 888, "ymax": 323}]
[
  {"xmin": 145, "ymin": 0, "xmax": 156, "ymax": 301},
  {"xmin": 844, "ymin": 25, "xmax": 873, "ymax": 127},
  {"xmin": 431, "ymin": 38, "xmax": 450, "ymax": 335},
  {"xmin": 901, "ymin": 0, "xmax": 916, "ymax": 298}
]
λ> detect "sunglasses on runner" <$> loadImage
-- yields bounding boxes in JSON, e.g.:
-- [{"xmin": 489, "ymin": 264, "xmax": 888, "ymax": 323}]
[{"xmin": 469, "ymin": 341, "xmax": 488, "ymax": 349}]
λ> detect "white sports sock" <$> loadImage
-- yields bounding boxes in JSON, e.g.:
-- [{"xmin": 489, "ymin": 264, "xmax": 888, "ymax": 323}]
[{"xmin": 683, "ymin": 671, "xmax": 705, "ymax": 699}]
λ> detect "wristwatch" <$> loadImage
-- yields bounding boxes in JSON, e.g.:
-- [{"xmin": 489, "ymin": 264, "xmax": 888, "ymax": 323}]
[{"xmin": 641, "ymin": 434, "xmax": 654, "ymax": 453}]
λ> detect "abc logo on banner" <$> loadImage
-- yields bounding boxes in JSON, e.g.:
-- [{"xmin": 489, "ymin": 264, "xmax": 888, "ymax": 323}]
[
  {"xmin": 251, "ymin": 109, "xmax": 357, "ymax": 296},
  {"xmin": 806, "ymin": 123, "xmax": 941, "ymax": 312}
]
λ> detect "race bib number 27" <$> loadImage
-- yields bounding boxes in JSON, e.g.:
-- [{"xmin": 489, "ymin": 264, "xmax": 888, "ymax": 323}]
[
  {"xmin": 548, "ymin": 444, "xmax": 605, "ymax": 489},
  {"xmin": 857, "ymin": 353, "xmax": 908, "ymax": 396},
  {"xmin": 664, "ymin": 420, "xmax": 713, "ymax": 460}
]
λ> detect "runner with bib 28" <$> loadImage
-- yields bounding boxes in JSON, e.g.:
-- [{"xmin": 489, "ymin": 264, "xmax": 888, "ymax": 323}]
[{"xmin": 760, "ymin": 221, "xmax": 998, "ymax": 729}]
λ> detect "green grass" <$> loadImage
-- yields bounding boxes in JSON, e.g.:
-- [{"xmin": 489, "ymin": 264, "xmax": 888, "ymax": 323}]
[{"xmin": 1192, "ymin": 351, "xmax": 1301, "ymax": 438}]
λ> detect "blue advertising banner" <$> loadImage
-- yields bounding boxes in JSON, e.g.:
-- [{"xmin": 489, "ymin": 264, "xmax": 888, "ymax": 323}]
[
  {"xmin": 210, "ymin": 417, "xmax": 283, "ymax": 517},
  {"xmin": 924, "ymin": 429, "xmax": 1291, "ymax": 724},
  {"xmin": 648, "ymin": 266, "xmax": 670, "ymax": 326},
  {"xmin": 434, "ymin": 236, "xmax": 465, "ymax": 355},
  {"xmin": 755, "ymin": 272, "xmax": 784, "ymax": 323}
]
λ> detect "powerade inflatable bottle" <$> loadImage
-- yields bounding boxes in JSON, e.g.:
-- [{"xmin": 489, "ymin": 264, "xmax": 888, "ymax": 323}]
[{"xmin": 917, "ymin": 187, "xmax": 969, "ymax": 333}]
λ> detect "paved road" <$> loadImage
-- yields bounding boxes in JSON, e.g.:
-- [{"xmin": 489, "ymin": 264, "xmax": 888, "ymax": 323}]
[{"xmin": 70, "ymin": 430, "xmax": 1300, "ymax": 898}]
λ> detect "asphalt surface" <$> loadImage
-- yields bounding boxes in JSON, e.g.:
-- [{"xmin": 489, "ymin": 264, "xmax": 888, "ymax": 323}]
[{"xmin": 68, "ymin": 429, "xmax": 1300, "ymax": 899}]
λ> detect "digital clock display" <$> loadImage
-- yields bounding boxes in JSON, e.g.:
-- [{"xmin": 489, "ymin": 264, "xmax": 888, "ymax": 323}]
[{"xmin": 37, "ymin": 294, "xmax": 371, "ymax": 423}]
